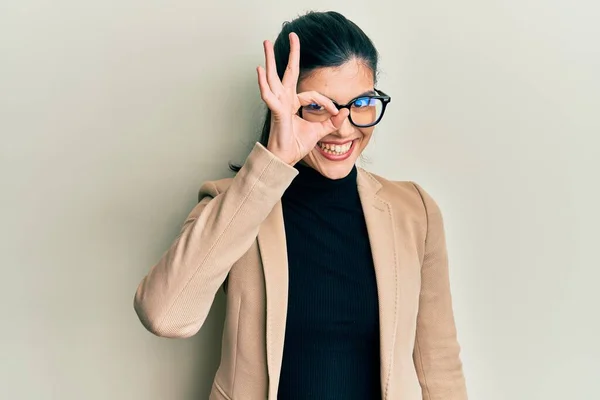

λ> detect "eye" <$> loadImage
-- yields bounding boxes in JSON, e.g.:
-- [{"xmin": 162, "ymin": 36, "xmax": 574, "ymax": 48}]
[
  {"xmin": 302, "ymin": 103, "xmax": 326, "ymax": 113},
  {"xmin": 353, "ymin": 97, "xmax": 374, "ymax": 108}
]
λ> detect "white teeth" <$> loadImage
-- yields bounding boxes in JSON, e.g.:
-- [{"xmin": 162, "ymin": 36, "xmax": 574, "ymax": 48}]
[{"xmin": 317, "ymin": 141, "xmax": 352, "ymax": 155}]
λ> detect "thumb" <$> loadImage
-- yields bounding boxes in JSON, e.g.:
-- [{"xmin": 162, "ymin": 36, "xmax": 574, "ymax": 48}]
[{"xmin": 330, "ymin": 108, "xmax": 350, "ymax": 129}]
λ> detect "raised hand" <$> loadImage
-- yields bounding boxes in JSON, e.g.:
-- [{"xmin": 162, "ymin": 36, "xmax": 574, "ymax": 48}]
[{"xmin": 257, "ymin": 32, "xmax": 350, "ymax": 165}]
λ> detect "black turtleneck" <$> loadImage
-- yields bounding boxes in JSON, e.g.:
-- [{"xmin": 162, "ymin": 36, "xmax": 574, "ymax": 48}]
[{"xmin": 277, "ymin": 163, "xmax": 381, "ymax": 400}]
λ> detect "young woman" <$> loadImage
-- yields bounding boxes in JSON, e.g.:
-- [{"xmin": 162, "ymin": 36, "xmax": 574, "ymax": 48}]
[{"xmin": 134, "ymin": 11, "xmax": 468, "ymax": 400}]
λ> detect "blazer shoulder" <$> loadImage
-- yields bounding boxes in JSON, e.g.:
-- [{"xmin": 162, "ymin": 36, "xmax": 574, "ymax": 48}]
[
  {"xmin": 197, "ymin": 177, "xmax": 234, "ymax": 202},
  {"xmin": 361, "ymin": 169, "xmax": 440, "ymax": 219}
]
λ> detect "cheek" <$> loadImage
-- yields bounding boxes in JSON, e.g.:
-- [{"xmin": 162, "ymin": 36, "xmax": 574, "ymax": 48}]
[
  {"xmin": 358, "ymin": 127, "xmax": 375, "ymax": 144},
  {"xmin": 353, "ymin": 128, "xmax": 374, "ymax": 157}
]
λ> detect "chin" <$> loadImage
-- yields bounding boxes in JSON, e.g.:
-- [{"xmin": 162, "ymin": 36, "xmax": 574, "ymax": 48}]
[
  {"xmin": 303, "ymin": 149, "xmax": 358, "ymax": 180},
  {"xmin": 317, "ymin": 162, "xmax": 355, "ymax": 180}
]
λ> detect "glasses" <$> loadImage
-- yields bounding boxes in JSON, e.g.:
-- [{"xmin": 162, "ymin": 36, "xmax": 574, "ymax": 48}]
[{"xmin": 298, "ymin": 89, "xmax": 391, "ymax": 128}]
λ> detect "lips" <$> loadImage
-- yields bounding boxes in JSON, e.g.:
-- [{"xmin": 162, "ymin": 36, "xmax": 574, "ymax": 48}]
[
  {"xmin": 317, "ymin": 141, "xmax": 353, "ymax": 155},
  {"xmin": 315, "ymin": 139, "xmax": 356, "ymax": 161}
]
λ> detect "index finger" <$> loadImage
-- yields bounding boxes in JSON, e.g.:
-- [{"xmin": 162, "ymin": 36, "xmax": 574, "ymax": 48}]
[
  {"xmin": 282, "ymin": 32, "xmax": 300, "ymax": 88},
  {"xmin": 297, "ymin": 91, "xmax": 340, "ymax": 116}
]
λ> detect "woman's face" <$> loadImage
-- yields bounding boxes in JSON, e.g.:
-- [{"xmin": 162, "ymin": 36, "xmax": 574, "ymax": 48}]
[{"xmin": 296, "ymin": 59, "xmax": 376, "ymax": 180}]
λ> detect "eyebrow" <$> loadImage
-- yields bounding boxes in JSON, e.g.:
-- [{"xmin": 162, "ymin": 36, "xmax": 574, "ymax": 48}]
[
  {"xmin": 328, "ymin": 90, "xmax": 377, "ymax": 104},
  {"xmin": 356, "ymin": 90, "xmax": 377, "ymax": 97}
]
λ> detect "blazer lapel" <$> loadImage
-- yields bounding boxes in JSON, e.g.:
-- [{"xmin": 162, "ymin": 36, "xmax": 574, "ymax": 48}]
[
  {"xmin": 357, "ymin": 168, "xmax": 398, "ymax": 400},
  {"xmin": 257, "ymin": 201, "xmax": 288, "ymax": 400}
]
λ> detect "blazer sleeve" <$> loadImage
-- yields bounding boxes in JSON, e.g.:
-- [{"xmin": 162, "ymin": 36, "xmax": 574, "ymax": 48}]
[
  {"xmin": 412, "ymin": 182, "xmax": 468, "ymax": 400},
  {"xmin": 134, "ymin": 142, "xmax": 298, "ymax": 338}
]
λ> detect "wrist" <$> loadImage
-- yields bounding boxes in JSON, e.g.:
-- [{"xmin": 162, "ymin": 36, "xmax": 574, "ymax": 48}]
[{"xmin": 266, "ymin": 145, "xmax": 296, "ymax": 166}]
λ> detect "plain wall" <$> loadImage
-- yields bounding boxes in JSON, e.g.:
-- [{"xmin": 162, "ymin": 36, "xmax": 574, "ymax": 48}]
[{"xmin": 1, "ymin": 0, "xmax": 598, "ymax": 399}]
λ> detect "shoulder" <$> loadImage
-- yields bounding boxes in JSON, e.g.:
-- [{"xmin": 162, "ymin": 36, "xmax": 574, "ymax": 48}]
[
  {"xmin": 195, "ymin": 142, "xmax": 299, "ymax": 203},
  {"xmin": 357, "ymin": 168, "xmax": 442, "ymax": 219}
]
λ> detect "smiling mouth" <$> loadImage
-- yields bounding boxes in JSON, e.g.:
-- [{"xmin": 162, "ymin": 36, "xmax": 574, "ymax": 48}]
[{"xmin": 317, "ymin": 141, "xmax": 353, "ymax": 156}]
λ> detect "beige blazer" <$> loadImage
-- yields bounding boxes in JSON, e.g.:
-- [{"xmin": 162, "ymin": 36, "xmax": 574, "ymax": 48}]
[{"xmin": 134, "ymin": 143, "xmax": 468, "ymax": 400}]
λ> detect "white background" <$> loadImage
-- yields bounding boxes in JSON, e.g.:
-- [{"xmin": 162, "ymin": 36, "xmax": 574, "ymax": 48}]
[{"xmin": 1, "ymin": 0, "xmax": 598, "ymax": 399}]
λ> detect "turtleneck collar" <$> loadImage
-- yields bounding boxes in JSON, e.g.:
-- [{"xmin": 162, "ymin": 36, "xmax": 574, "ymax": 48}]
[{"xmin": 283, "ymin": 162, "xmax": 359, "ymax": 203}]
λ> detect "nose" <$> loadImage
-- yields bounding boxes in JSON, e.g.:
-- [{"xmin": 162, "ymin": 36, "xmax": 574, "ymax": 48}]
[{"xmin": 334, "ymin": 114, "xmax": 355, "ymax": 138}]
